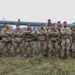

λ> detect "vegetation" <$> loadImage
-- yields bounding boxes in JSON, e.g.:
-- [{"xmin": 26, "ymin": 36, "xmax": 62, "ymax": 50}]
[
  {"xmin": 0, "ymin": 56, "xmax": 75, "ymax": 75},
  {"xmin": 0, "ymin": 42, "xmax": 75, "ymax": 75}
]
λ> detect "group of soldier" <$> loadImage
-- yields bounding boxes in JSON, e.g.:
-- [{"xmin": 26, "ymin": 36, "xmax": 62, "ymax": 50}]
[{"xmin": 0, "ymin": 19, "xmax": 75, "ymax": 59}]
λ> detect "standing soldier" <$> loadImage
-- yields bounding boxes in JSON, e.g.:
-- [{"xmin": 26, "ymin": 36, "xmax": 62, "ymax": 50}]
[
  {"xmin": 57, "ymin": 21, "xmax": 62, "ymax": 33},
  {"xmin": 24, "ymin": 24, "xmax": 34, "ymax": 57},
  {"xmin": 71, "ymin": 25, "xmax": 75, "ymax": 58},
  {"xmin": 57, "ymin": 21, "xmax": 62, "ymax": 46},
  {"xmin": 47, "ymin": 24, "xmax": 60, "ymax": 57},
  {"xmin": 46, "ymin": 19, "xmax": 52, "ymax": 31},
  {"xmin": 61, "ymin": 21, "xmax": 71, "ymax": 59},
  {"xmin": 37, "ymin": 23, "xmax": 47, "ymax": 57},
  {"xmin": 1, "ymin": 22, "xmax": 12, "ymax": 56},
  {"xmin": 13, "ymin": 24, "xmax": 24, "ymax": 56}
]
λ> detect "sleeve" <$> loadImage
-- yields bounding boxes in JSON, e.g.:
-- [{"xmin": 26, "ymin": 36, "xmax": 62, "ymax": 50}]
[
  {"xmin": 13, "ymin": 29, "xmax": 18, "ymax": 36},
  {"xmin": 18, "ymin": 30, "xmax": 24, "ymax": 37},
  {"xmin": 1, "ymin": 28, "xmax": 8, "ymax": 37},
  {"xmin": 68, "ymin": 28, "xmax": 71, "ymax": 35},
  {"xmin": 6, "ymin": 29, "xmax": 12, "ymax": 35},
  {"xmin": 60, "ymin": 27, "xmax": 65, "ymax": 34}
]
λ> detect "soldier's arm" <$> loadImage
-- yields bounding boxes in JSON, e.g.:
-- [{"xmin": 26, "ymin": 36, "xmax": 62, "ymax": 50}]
[
  {"xmin": 18, "ymin": 30, "xmax": 24, "ymax": 37},
  {"xmin": 1, "ymin": 28, "xmax": 8, "ymax": 37},
  {"xmin": 37, "ymin": 30, "xmax": 43, "ymax": 36},
  {"xmin": 13, "ymin": 30, "xmax": 19, "ymax": 36},
  {"xmin": 6, "ymin": 29, "xmax": 12, "ymax": 35},
  {"xmin": 60, "ymin": 28, "xmax": 65, "ymax": 34},
  {"xmin": 29, "ymin": 30, "xmax": 34, "ymax": 36},
  {"xmin": 55, "ymin": 29, "xmax": 60, "ymax": 35},
  {"xmin": 25, "ymin": 30, "xmax": 31, "ymax": 34},
  {"xmin": 68, "ymin": 28, "xmax": 71, "ymax": 35}
]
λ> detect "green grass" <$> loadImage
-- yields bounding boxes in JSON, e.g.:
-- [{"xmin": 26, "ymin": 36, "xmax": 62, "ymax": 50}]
[
  {"xmin": 0, "ymin": 56, "xmax": 75, "ymax": 75},
  {"xmin": 0, "ymin": 41, "xmax": 75, "ymax": 75}
]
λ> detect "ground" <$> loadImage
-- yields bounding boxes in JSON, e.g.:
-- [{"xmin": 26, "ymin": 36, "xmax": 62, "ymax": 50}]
[
  {"xmin": 0, "ymin": 56, "xmax": 75, "ymax": 75},
  {"xmin": 0, "ymin": 41, "xmax": 75, "ymax": 75}
]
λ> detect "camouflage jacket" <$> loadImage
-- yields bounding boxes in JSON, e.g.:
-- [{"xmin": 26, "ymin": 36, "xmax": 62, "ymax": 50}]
[
  {"xmin": 48, "ymin": 28, "xmax": 59, "ymax": 41},
  {"xmin": 13, "ymin": 29, "xmax": 24, "ymax": 43},
  {"xmin": 37, "ymin": 28, "xmax": 47, "ymax": 42},
  {"xmin": 45, "ymin": 24, "xmax": 52, "ymax": 31},
  {"xmin": 24, "ymin": 29, "xmax": 34, "ymax": 42},
  {"xmin": 61, "ymin": 27, "xmax": 71, "ymax": 39},
  {"xmin": 1, "ymin": 27, "xmax": 12, "ymax": 42},
  {"xmin": 71, "ymin": 30, "xmax": 75, "ymax": 40}
]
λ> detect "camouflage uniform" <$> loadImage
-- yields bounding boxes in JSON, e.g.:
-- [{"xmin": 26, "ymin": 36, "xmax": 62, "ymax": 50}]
[
  {"xmin": 24, "ymin": 29, "xmax": 34, "ymax": 57},
  {"xmin": 56, "ymin": 23, "xmax": 62, "ymax": 48},
  {"xmin": 71, "ymin": 29, "xmax": 75, "ymax": 57},
  {"xmin": 47, "ymin": 27, "xmax": 60, "ymax": 57},
  {"xmin": 13, "ymin": 28, "xmax": 24, "ymax": 56},
  {"xmin": 1, "ymin": 27, "xmax": 12, "ymax": 55},
  {"xmin": 37, "ymin": 27, "xmax": 47, "ymax": 56},
  {"xmin": 61, "ymin": 26, "xmax": 71, "ymax": 58}
]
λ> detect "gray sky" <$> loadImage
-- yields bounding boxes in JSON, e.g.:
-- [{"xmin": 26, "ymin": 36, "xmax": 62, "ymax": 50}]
[{"xmin": 0, "ymin": 0, "xmax": 75, "ymax": 23}]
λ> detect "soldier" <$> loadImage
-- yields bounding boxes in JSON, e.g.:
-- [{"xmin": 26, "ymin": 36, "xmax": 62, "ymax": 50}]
[
  {"xmin": 61, "ymin": 21, "xmax": 71, "ymax": 59},
  {"xmin": 71, "ymin": 25, "xmax": 75, "ymax": 58},
  {"xmin": 37, "ymin": 23, "xmax": 47, "ymax": 57},
  {"xmin": 47, "ymin": 24, "xmax": 60, "ymax": 57},
  {"xmin": 46, "ymin": 19, "xmax": 52, "ymax": 31},
  {"xmin": 13, "ymin": 24, "xmax": 24, "ymax": 56},
  {"xmin": 56, "ymin": 21, "xmax": 62, "ymax": 46},
  {"xmin": 57, "ymin": 21, "xmax": 62, "ymax": 33},
  {"xmin": 1, "ymin": 22, "xmax": 12, "ymax": 56},
  {"xmin": 24, "ymin": 24, "xmax": 34, "ymax": 57}
]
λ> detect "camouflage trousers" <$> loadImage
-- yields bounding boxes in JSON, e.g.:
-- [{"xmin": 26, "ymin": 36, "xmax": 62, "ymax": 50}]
[
  {"xmin": 38, "ymin": 41, "xmax": 47, "ymax": 56},
  {"xmin": 61, "ymin": 38, "xmax": 71, "ymax": 58},
  {"xmin": 14, "ymin": 42, "xmax": 23, "ymax": 55},
  {"xmin": 24, "ymin": 41, "xmax": 34, "ymax": 57},
  {"xmin": 48, "ymin": 41, "xmax": 60, "ymax": 57},
  {"xmin": 1, "ymin": 41, "xmax": 12, "ymax": 55},
  {"xmin": 72, "ymin": 40, "xmax": 75, "ymax": 58}
]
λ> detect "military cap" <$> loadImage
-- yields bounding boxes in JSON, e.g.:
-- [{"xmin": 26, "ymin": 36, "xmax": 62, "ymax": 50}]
[
  {"xmin": 48, "ymin": 19, "xmax": 51, "ymax": 21},
  {"xmin": 57, "ymin": 21, "xmax": 61, "ymax": 23},
  {"xmin": 63, "ymin": 21, "xmax": 67, "ymax": 24},
  {"xmin": 51, "ymin": 23, "xmax": 55, "ymax": 26},
  {"xmin": 40, "ymin": 23, "xmax": 44, "ymax": 25},
  {"xmin": 27, "ymin": 24, "xmax": 31, "ymax": 26},
  {"xmin": 16, "ymin": 24, "xmax": 20, "ymax": 26},
  {"xmin": 5, "ymin": 22, "xmax": 9, "ymax": 25}
]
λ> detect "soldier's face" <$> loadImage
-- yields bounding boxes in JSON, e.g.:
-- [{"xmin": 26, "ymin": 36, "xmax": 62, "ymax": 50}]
[
  {"xmin": 27, "ymin": 26, "xmax": 31, "ymax": 29},
  {"xmin": 16, "ymin": 25, "xmax": 20, "ymax": 29},
  {"xmin": 48, "ymin": 21, "xmax": 51, "ymax": 24},
  {"xmin": 64, "ymin": 24, "xmax": 67, "ymax": 27},
  {"xmin": 5, "ymin": 24, "xmax": 9, "ymax": 28},
  {"xmin": 58, "ymin": 23, "xmax": 61, "ymax": 26}
]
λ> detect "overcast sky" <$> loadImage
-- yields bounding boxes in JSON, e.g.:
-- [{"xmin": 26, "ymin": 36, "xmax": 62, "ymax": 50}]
[{"xmin": 0, "ymin": 0, "xmax": 75, "ymax": 23}]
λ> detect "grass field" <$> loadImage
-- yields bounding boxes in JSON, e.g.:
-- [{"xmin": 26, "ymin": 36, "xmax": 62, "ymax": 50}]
[
  {"xmin": 0, "ymin": 56, "xmax": 75, "ymax": 75},
  {"xmin": 0, "ymin": 41, "xmax": 75, "ymax": 75}
]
